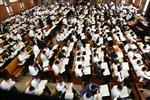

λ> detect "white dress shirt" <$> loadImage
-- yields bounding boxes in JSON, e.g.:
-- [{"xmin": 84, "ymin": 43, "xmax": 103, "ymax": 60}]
[
  {"xmin": 111, "ymin": 85, "xmax": 128, "ymax": 99},
  {"xmin": 136, "ymin": 69, "xmax": 150, "ymax": 81},
  {"xmin": 16, "ymin": 34, "xmax": 22, "ymax": 41},
  {"xmin": 0, "ymin": 79, "xmax": 15, "ymax": 91},
  {"xmin": 28, "ymin": 65, "xmax": 39, "ymax": 76},
  {"xmin": 56, "ymin": 81, "xmax": 66, "ymax": 94},
  {"xmin": 33, "ymin": 45, "xmax": 40, "ymax": 58},
  {"xmin": 52, "ymin": 64, "xmax": 60, "ymax": 75},
  {"xmin": 93, "ymin": 92, "xmax": 102, "ymax": 100},
  {"xmin": 29, "ymin": 30, "xmax": 35, "ymax": 37},
  {"xmin": 75, "ymin": 66, "xmax": 83, "ymax": 77},
  {"xmin": 18, "ymin": 51, "xmax": 29, "ymax": 63},
  {"xmin": 31, "ymin": 78, "xmax": 40, "ymax": 88}
]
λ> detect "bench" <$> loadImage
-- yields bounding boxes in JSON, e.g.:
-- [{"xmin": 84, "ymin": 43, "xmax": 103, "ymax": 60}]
[
  {"xmin": 4, "ymin": 56, "xmax": 21, "ymax": 81},
  {"xmin": 131, "ymin": 83, "xmax": 144, "ymax": 100}
]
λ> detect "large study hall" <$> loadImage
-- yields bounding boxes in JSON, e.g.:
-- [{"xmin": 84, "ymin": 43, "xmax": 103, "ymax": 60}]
[{"xmin": 0, "ymin": 0, "xmax": 150, "ymax": 100}]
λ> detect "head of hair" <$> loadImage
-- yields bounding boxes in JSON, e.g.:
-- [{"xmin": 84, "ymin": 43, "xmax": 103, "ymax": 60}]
[
  {"xmin": 94, "ymin": 53, "xmax": 97, "ymax": 57},
  {"xmin": 114, "ymin": 60, "xmax": 118, "ymax": 64},
  {"xmin": 62, "ymin": 49, "xmax": 65, "ymax": 53},
  {"xmin": 98, "ymin": 61, "xmax": 102, "ymax": 65},
  {"xmin": 91, "ymin": 84, "xmax": 97, "ymax": 90},
  {"xmin": 77, "ymin": 52, "xmax": 81, "ymax": 56},
  {"xmin": 117, "ymin": 65, "xmax": 122, "ymax": 72},
  {"xmin": 83, "ymin": 51, "xmax": 86, "ymax": 55},
  {"xmin": 93, "ymin": 49, "xmax": 97, "ymax": 53},
  {"xmin": 137, "ymin": 60, "xmax": 141, "ymax": 64},
  {"xmin": 117, "ymin": 84, "xmax": 123, "ymax": 91},
  {"xmin": 42, "ymin": 50, "xmax": 46, "ymax": 54},
  {"xmin": 85, "ymin": 92, "xmax": 91, "ymax": 98},
  {"xmin": 55, "ymin": 60, "xmax": 60, "ymax": 64},
  {"xmin": 78, "ymin": 65, "xmax": 82, "ymax": 69},
  {"xmin": 133, "ymin": 56, "xmax": 137, "ymax": 59},
  {"xmin": 77, "ymin": 57, "xmax": 80, "ymax": 61},
  {"xmin": 82, "ymin": 57, "xmax": 85, "ymax": 61},
  {"xmin": 29, "ymin": 86, "xmax": 35, "ymax": 91}
]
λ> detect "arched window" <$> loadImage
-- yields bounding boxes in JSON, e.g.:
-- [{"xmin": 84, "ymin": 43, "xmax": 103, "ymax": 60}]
[
  {"xmin": 3, "ymin": 0, "xmax": 13, "ymax": 14},
  {"xmin": 143, "ymin": 0, "xmax": 150, "ymax": 12},
  {"xmin": 0, "ymin": 0, "xmax": 3, "ymax": 4},
  {"xmin": 19, "ymin": 0, "xmax": 25, "ymax": 9},
  {"xmin": 9, "ymin": 0, "xmax": 17, "ymax": 2}
]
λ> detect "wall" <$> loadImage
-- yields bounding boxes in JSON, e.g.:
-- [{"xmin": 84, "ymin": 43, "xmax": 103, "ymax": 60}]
[
  {"xmin": 10, "ymin": 1, "xmax": 22, "ymax": 14},
  {"xmin": 23, "ymin": 0, "xmax": 31, "ymax": 9},
  {"xmin": 0, "ymin": 4, "xmax": 9, "ymax": 23}
]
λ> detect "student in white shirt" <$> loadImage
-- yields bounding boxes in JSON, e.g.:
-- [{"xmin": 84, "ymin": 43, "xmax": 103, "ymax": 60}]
[
  {"xmin": 136, "ymin": 67, "xmax": 150, "ymax": 81},
  {"xmin": 0, "ymin": 78, "xmax": 15, "ymax": 91},
  {"xmin": 93, "ymin": 53, "xmax": 100, "ymax": 63},
  {"xmin": 31, "ymin": 77, "xmax": 41, "ymax": 88},
  {"xmin": 93, "ymin": 89, "xmax": 102, "ymax": 100},
  {"xmin": 56, "ymin": 80, "xmax": 66, "ymax": 96},
  {"xmin": 28, "ymin": 65, "xmax": 39, "ymax": 77},
  {"xmin": 16, "ymin": 33, "xmax": 22, "ymax": 41},
  {"xmin": 33, "ymin": 44, "xmax": 40, "ymax": 59},
  {"xmin": 64, "ymin": 83, "xmax": 76, "ymax": 100},
  {"xmin": 111, "ymin": 84, "xmax": 129, "ymax": 100},
  {"xmin": 29, "ymin": 29, "xmax": 35, "ymax": 38},
  {"xmin": 52, "ymin": 60, "xmax": 60, "ymax": 75},
  {"xmin": 18, "ymin": 49, "xmax": 30, "ymax": 64},
  {"xmin": 75, "ymin": 65, "xmax": 83, "ymax": 77}
]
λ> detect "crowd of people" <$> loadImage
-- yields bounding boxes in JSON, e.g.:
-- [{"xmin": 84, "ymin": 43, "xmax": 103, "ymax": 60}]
[{"xmin": 0, "ymin": 0, "xmax": 150, "ymax": 100}]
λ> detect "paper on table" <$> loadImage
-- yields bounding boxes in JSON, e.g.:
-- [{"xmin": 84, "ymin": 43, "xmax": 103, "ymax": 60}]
[
  {"xmin": 130, "ymin": 44, "xmax": 137, "ymax": 49},
  {"xmin": 122, "ymin": 62, "xmax": 129, "ymax": 70},
  {"xmin": 83, "ymin": 67, "xmax": 91, "ymax": 75},
  {"xmin": 107, "ymin": 37, "xmax": 112, "ymax": 41},
  {"xmin": 43, "ymin": 60, "xmax": 49, "ymax": 67},
  {"xmin": 100, "ymin": 84, "xmax": 110, "ymax": 97}
]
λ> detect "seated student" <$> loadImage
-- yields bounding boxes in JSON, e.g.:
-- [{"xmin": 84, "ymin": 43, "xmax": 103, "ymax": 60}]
[
  {"xmin": 93, "ymin": 53, "xmax": 100, "ymax": 63},
  {"xmin": 97, "ymin": 34, "xmax": 104, "ymax": 46},
  {"xmin": 16, "ymin": 33, "xmax": 22, "ymax": 41},
  {"xmin": 75, "ymin": 64, "xmax": 83, "ymax": 77},
  {"xmin": 40, "ymin": 50, "xmax": 48, "ymax": 62},
  {"xmin": 31, "ymin": 77, "xmax": 41, "ymax": 88},
  {"xmin": 93, "ymin": 89, "xmax": 102, "ymax": 100},
  {"xmin": 32, "ymin": 42, "xmax": 40, "ymax": 59},
  {"xmin": 58, "ymin": 50, "xmax": 66, "ymax": 59},
  {"xmin": 80, "ymin": 83, "xmax": 100, "ymax": 96},
  {"xmin": 18, "ymin": 49, "xmax": 30, "ymax": 64},
  {"xmin": 29, "ymin": 26, "xmax": 35, "ymax": 38},
  {"xmin": 111, "ymin": 84, "xmax": 129, "ymax": 100},
  {"xmin": 56, "ymin": 79, "xmax": 66, "ymax": 97},
  {"xmin": 43, "ymin": 47, "xmax": 50, "ymax": 59},
  {"xmin": 0, "ymin": 76, "xmax": 16, "ymax": 91},
  {"xmin": 28, "ymin": 64, "xmax": 39, "ymax": 77},
  {"xmin": 115, "ymin": 65, "xmax": 128, "ymax": 82},
  {"xmin": 63, "ymin": 83, "xmax": 78, "ymax": 100},
  {"xmin": 52, "ymin": 60, "xmax": 60, "ymax": 75},
  {"xmin": 40, "ymin": 51, "xmax": 49, "ymax": 69},
  {"xmin": 136, "ymin": 67, "xmax": 150, "ymax": 81}
]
